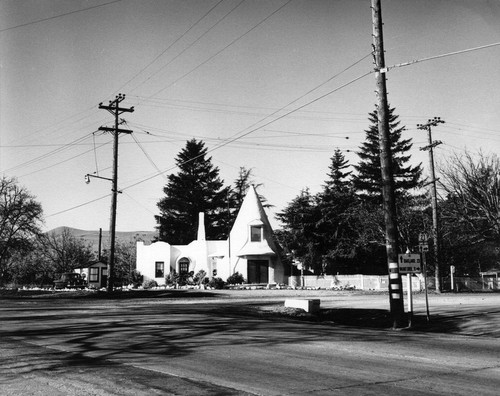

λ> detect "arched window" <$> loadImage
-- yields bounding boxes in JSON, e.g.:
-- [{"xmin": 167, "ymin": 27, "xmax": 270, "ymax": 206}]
[{"xmin": 178, "ymin": 257, "xmax": 190, "ymax": 274}]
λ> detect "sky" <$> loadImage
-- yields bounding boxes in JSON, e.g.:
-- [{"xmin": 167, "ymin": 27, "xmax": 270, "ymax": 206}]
[{"xmin": 1, "ymin": 0, "xmax": 500, "ymax": 233}]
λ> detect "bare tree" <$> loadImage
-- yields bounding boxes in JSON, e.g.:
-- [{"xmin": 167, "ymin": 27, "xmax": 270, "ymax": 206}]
[
  {"xmin": 38, "ymin": 228, "xmax": 95, "ymax": 275},
  {"xmin": 439, "ymin": 151, "xmax": 500, "ymax": 242},
  {"xmin": 0, "ymin": 177, "xmax": 43, "ymax": 283}
]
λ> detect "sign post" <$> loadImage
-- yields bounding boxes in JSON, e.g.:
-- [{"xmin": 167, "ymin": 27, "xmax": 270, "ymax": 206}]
[
  {"xmin": 406, "ymin": 273, "xmax": 413, "ymax": 327},
  {"xmin": 398, "ymin": 252, "xmax": 422, "ymax": 328},
  {"xmin": 450, "ymin": 265, "xmax": 455, "ymax": 292},
  {"xmin": 419, "ymin": 232, "xmax": 431, "ymax": 322}
]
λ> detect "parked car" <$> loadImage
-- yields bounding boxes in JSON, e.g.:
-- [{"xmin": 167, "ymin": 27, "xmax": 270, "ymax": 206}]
[{"xmin": 54, "ymin": 272, "xmax": 86, "ymax": 289}]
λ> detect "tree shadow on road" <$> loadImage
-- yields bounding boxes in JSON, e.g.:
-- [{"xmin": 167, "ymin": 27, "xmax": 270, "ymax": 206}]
[
  {"xmin": 232, "ymin": 303, "xmax": 469, "ymax": 334},
  {"xmin": 0, "ymin": 288, "xmax": 228, "ymax": 300}
]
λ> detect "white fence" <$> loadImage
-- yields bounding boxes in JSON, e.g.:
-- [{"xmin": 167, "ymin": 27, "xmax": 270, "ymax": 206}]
[{"xmin": 288, "ymin": 274, "xmax": 424, "ymax": 291}]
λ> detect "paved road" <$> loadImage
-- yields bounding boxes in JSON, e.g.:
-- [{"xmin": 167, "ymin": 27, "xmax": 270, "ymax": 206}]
[{"xmin": 1, "ymin": 293, "xmax": 500, "ymax": 395}]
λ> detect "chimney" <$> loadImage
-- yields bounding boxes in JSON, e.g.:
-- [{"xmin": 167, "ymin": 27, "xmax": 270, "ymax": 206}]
[{"xmin": 197, "ymin": 212, "xmax": 206, "ymax": 241}]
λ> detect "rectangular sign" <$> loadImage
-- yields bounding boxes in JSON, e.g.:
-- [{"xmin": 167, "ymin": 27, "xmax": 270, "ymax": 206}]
[{"xmin": 398, "ymin": 253, "xmax": 422, "ymax": 274}]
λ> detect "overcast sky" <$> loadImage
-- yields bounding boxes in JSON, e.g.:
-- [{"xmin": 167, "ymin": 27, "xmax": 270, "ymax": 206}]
[{"xmin": 1, "ymin": 0, "xmax": 500, "ymax": 233}]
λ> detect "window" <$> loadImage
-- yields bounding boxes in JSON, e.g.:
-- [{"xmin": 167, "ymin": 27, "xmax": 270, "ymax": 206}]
[
  {"xmin": 250, "ymin": 225, "xmax": 262, "ymax": 242},
  {"xmin": 179, "ymin": 257, "xmax": 190, "ymax": 274},
  {"xmin": 155, "ymin": 261, "xmax": 164, "ymax": 278},
  {"xmin": 89, "ymin": 267, "xmax": 99, "ymax": 282}
]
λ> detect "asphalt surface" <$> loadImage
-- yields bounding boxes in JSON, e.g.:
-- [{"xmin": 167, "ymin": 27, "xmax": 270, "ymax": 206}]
[{"xmin": 1, "ymin": 290, "xmax": 499, "ymax": 395}]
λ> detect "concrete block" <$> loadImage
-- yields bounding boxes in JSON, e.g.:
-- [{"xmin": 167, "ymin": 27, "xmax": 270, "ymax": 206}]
[{"xmin": 284, "ymin": 299, "xmax": 320, "ymax": 313}]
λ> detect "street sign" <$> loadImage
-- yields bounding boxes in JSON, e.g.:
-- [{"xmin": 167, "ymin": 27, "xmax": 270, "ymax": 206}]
[
  {"xmin": 418, "ymin": 244, "xmax": 429, "ymax": 253},
  {"xmin": 398, "ymin": 253, "xmax": 422, "ymax": 274},
  {"xmin": 418, "ymin": 233, "xmax": 429, "ymax": 243}
]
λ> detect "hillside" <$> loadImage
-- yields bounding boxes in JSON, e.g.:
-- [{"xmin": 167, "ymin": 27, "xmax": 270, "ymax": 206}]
[{"xmin": 48, "ymin": 227, "xmax": 157, "ymax": 251}]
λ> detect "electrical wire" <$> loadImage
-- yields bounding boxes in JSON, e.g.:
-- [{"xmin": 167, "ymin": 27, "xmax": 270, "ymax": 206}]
[
  {"xmin": 122, "ymin": 68, "xmax": 373, "ymax": 191},
  {"xmin": 92, "ymin": 133, "xmax": 100, "ymax": 175},
  {"xmin": 46, "ymin": 194, "xmax": 111, "ymax": 219},
  {"xmin": 131, "ymin": 134, "xmax": 169, "ymax": 182},
  {"xmin": 145, "ymin": 0, "xmax": 293, "ymax": 100},
  {"xmin": 0, "ymin": 0, "xmax": 123, "ymax": 33},
  {"xmin": 115, "ymin": 0, "xmax": 226, "ymax": 93},
  {"xmin": 127, "ymin": 0, "xmax": 246, "ymax": 95},
  {"xmin": 2, "ymin": 133, "xmax": 95, "ymax": 173},
  {"xmin": 386, "ymin": 41, "xmax": 500, "ymax": 71},
  {"xmin": 6, "ymin": 106, "xmax": 101, "ymax": 145},
  {"xmin": 17, "ymin": 140, "xmax": 111, "ymax": 179}
]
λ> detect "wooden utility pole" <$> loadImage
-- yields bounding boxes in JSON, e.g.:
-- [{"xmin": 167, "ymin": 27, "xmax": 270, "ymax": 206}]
[
  {"xmin": 418, "ymin": 117, "xmax": 444, "ymax": 293},
  {"xmin": 98, "ymin": 94, "xmax": 134, "ymax": 292},
  {"xmin": 371, "ymin": 0, "xmax": 405, "ymax": 327}
]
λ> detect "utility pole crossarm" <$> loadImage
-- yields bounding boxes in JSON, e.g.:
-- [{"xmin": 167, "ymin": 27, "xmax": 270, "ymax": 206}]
[
  {"xmin": 420, "ymin": 141, "xmax": 443, "ymax": 151},
  {"xmin": 98, "ymin": 103, "xmax": 135, "ymax": 113},
  {"xmin": 92, "ymin": 93, "xmax": 134, "ymax": 293},
  {"xmin": 418, "ymin": 116, "xmax": 445, "ymax": 293},
  {"xmin": 98, "ymin": 126, "xmax": 133, "ymax": 134}
]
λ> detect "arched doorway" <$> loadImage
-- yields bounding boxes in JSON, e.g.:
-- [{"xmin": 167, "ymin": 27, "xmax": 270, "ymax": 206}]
[{"xmin": 178, "ymin": 257, "xmax": 191, "ymax": 275}]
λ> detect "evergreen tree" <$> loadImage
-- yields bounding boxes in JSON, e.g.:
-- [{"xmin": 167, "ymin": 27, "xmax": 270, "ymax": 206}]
[
  {"xmin": 275, "ymin": 189, "xmax": 321, "ymax": 272},
  {"xmin": 230, "ymin": 167, "xmax": 272, "ymax": 219},
  {"xmin": 316, "ymin": 150, "xmax": 359, "ymax": 273},
  {"xmin": 352, "ymin": 106, "xmax": 423, "ymax": 202},
  {"xmin": 324, "ymin": 148, "xmax": 352, "ymax": 193},
  {"xmin": 156, "ymin": 139, "xmax": 229, "ymax": 244}
]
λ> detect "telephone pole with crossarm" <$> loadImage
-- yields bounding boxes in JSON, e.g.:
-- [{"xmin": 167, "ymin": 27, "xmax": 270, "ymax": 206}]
[
  {"xmin": 371, "ymin": 0, "xmax": 405, "ymax": 327},
  {"xmin": 98, "ymin": 94, "xmax": 134, "ymax": 292},
  {"xmin": 418, "ymin": 117, "xmax": 444, "ymax": 293}
]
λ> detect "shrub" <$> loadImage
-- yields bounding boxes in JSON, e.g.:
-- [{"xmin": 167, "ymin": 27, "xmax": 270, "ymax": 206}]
[
  {"xmin": 131, "ymin": 270, "xmax": 143, "ymax": 288},
  {"xmin": 208, "ymin": 277, "xmax": 225, "ymax": 289},
  {"xmin": 142, "ymin": 279, "xmax": 158, "ymax": 289},
  {"xmin": 193, "ymin": 270, "xmax": 207, "ymax": 285},
  {"xmin": 178, "ymin": 271, "xmax": 194, "ymax": 286},
  {"xmin": 227, "ymin": 272, "xmax": 245, "ymax": 285},
  {"xmin": 165, "ymin": 271, "xmax": 179, "ymax": 286}
]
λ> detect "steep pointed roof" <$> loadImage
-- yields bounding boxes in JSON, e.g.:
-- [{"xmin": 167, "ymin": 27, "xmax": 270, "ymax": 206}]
[{"xmin": 230, "ymin": 185, "xmax": 279, "ymax": 257}]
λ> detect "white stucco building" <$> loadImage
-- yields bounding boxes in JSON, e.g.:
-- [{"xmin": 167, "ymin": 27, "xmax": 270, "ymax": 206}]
[{"xmin": 136, "ymin": 186, "xmax": 284, "ymax": 285}]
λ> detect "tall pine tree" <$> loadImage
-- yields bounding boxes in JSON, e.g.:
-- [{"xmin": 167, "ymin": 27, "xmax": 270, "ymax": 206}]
[
  {"xmin": 352, "ymin": 105, "xmax": 423, "ymax": 202},
  {"xmin": 324, "ymin": 148, "xmax": 352, "ymax": 193},
  {"xmin": 275, "ymin": 189, "xmax": 321, "ymax": 271},
  {"xmin": 316, "ymin": 149, "xmax": 358, "ymax": 273},
  {"xmin": 156, "ymin": 139, "xmax": 229, "ymax": 244}
]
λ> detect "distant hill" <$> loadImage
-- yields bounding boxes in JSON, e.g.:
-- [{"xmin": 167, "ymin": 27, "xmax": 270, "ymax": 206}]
[{"xmin": 48, "ymin": 227, "xmax": 157, "ymax": 252}]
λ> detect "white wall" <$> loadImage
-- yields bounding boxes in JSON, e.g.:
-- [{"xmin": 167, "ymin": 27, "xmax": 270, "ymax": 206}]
[{"xmin": 136, "ymin": 241, "xmax": 171, "ymax": 284}]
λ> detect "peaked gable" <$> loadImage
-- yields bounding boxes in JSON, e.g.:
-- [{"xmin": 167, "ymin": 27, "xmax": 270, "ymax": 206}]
[{"xmin": 230, "ymin": 185, "xmax": 279, "ymax": 256}]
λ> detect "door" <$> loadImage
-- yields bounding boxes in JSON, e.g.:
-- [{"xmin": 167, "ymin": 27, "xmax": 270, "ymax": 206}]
[
  {"xmin": 101, "ymin": 267, "xmax": 108, "ymax": 288},
  {"xmin": 248, "ymin": 260, "xmax": 269, "ymax": 284}
]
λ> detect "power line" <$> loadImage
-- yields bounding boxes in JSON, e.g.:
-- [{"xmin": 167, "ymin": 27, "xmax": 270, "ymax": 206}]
[
  {"xmin": 131, "ymin": 134, "xmax": 169, "ymax": 182},
  {"xmin": 5, "ymin": 106, "xmax": 101, "ymax": 146},
  {"xmin": 0, "ymin": 0, "xmax": 124, "ymax": 33},
  {"xmin": 145, "ymin": 0, "xmax": 294, "ymax": 100},
  {"xmin": 17, "ymin": 140, "xmax": 111, "ymax": 179},
  {"xmin": 116, "ymin": 0, "xmax": 226, "ymax": 93},
  {"xmin": 44, "ymin": 51, "xmax": 373, "ymax": 219},
  {"xmin": 127, "ymin": 0, "xmax": 246, "ymax": 94},
  {"xmin": 386, "ymin": 41, "xmax": 500, "ymax": 71},
  {"xmin": 123, "ymin": 68, "xmax": 373, "ymax": 191},
  {"xmin": 129, "ymin": 95, "xmax": 371, "ymax": 118},
  {"xmin": 2, "ymin": 133, "xmax": 96, "ymax": 173},
  {"xmin": 46, "ymin": 194, "xmax": 111, "ymax": 218}
]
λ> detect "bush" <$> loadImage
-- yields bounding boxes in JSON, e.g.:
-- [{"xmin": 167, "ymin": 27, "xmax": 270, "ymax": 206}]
[
  {"xmin": 165, "ymin": 271, "xmax": 179, "ymax": 286},
  {"xmin": 131, "ymin": 270, "xmax": 143, "ymax": 288},
  {"xmin": 208, "ymin": 277, "xmax": 225, "ymax": 289},
  {"xmin": 194, "ymin": 270, "xmax": 207, "ymax": 285},
  {"xmin": 142, "ymin": 279, "xmax": 158, "ymax": 289},
  {"xmin": 178, "ymin": 271, "xmax": 194, "ymax": 286},
  {"xmin": 227, "ymin": 272, "xmax": 245, "ymax": 285}
]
